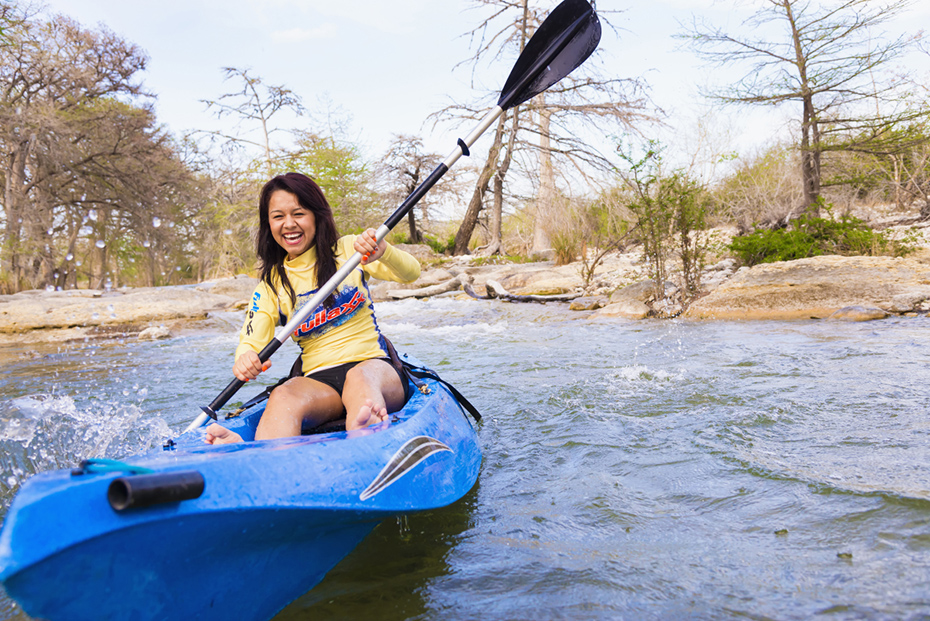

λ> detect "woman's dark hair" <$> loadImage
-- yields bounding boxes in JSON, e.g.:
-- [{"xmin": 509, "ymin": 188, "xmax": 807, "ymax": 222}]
[{"xmin": 257, "ymin": 172, "xmax": 339, "ymax": 308}]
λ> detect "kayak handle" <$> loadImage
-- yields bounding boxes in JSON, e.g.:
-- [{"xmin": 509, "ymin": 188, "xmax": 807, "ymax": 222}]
[{"xmin": 108, "ymin": 471, "xmax": 205, "ymax": 512}]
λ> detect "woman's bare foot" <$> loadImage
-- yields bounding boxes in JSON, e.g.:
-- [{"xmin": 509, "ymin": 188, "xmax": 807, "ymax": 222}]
[
  {"xmin": 351, "ymin": 399, "xmax": 389, "ymax": 430},
  {"xmin": 205, "ymin": 423, "xmax": 244, "ymax": 445}
]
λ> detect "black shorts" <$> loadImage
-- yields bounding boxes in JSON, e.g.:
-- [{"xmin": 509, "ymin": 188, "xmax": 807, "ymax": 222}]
[{"xmin": 305, "ymin": 357, "xmax": 411, "ymax": 402}]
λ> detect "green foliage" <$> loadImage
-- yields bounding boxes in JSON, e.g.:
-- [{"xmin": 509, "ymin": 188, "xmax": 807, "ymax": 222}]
[
  {"xmin": 279, "ymin": 134, "xmax": 377, "ymax": 233},
  {"xmin": 617, "ymin": 141, "xmax": 710, "ymax": 301},
  {"xmin": 469, "ymin": 254, "xmax": 535, "ymax": 266},
  {"xmin": 728, "ymin": 212, "xmax": 914, "ymax": 266}
]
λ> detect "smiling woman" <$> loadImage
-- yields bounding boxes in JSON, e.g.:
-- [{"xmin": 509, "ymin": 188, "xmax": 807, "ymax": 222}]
[{"xmin": 204, "ymin": 172, "xmax": 422, "ymax": 445}]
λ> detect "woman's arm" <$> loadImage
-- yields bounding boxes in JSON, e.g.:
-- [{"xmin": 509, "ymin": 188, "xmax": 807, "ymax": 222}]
[
  {"xmin": 350, "ymin": 232, "xmax": 421, "ymax": 283},
  {"xmin": 234, "ymin": 280, "xmax": 280, "ymax": 375}
]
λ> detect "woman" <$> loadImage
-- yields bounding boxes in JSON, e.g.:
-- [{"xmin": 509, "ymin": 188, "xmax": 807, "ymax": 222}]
[{"xmin": 206, "ymin": 172, "xmax": 421, "ymax": 444}]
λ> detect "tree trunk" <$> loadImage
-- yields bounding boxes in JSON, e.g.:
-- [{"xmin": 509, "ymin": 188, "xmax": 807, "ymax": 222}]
[
  {"xmin": 406, "ymin": 210, "xmax": 422, "ymax": 244},
  {"xmin": 534, "ymin": 101, "xmax": 555, "ymax": 254},
  {"xmin": 484, "ymin": 107, "xmax": 518, "ymax": 256},
  {"xmin": 785, "ymin": 0, "xmax": 821, "ymax": 215},
  {"xmin": 2, "ymin": 136, "xmax": 35, "ymax": 288},
  {"xmin": 453, "ymin": 113, "xmax": 507, "ymax": 255}
]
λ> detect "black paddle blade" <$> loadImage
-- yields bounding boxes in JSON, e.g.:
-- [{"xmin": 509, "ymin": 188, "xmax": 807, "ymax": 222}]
[{"xmin": 497, "ymin": 0, "xmax": 601, "ymax": 110}]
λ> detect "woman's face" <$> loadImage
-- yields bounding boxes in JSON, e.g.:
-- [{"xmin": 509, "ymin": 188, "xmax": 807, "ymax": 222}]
[{"xmin": 268, "ymin": 190, "xmax": 316, "ymax": 259}]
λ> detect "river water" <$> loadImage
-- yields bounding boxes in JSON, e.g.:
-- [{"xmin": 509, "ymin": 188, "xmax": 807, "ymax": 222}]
[{"xmin": 1, "ymin": 298, "xmax": 928, "ymax": 620}]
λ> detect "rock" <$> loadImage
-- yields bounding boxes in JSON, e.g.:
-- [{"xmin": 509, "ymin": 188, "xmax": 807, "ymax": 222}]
[
  {"xmin": 497, "ymin": 268, "xmax": 579, "ymax": 295},
  {"xmin": 890, "ymin": 291, "xmax": 930, "ymax": 312},
  {"xmin": 138, "ymin": 325, "xmax": 172, "ymax": 340},
  {"xmin": 591, "ymin": 300, "xmax": 652, "ymax": 320},
  {"xmin": 828, "ymin": 306, "xmax": 889, "ymax": 321},
  {"xmin": 569, "ymin": 296, "xmax": 609, "ymax": 311},
  {"xmin": 706, "ymin": 258, "xmax": 738, "ymax": 272},
  {"xmin": 391, "ymin": 243, "xmax": 441, "ymax": 261},
  {"xmin": 0, "ymin": 287, "xmax": 240, "ymax": 333},
  {"xmin": 609, "ymin": 280, "xmax": 677, "ymax": 304},
  {"xmin": 207, "ymin": 275, "xmax": 259, "ymax": 301},
  {"xmin": 686, "ymin": 255, "xmax": 930, "ymax": 320}
]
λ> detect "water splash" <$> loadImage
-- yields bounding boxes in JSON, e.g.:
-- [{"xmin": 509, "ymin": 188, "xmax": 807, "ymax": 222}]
[{"xmin": 0, "ymin": 394, "xmax": 171, "ymax": 510}]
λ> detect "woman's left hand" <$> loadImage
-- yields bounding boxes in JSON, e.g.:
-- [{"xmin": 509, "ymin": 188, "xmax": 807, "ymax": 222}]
[{"xmin": 356, "ymin": 229, "xmax": 386, "ymax": 265}]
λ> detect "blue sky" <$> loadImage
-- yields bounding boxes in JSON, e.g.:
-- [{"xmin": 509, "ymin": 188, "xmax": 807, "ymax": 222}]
[{"xmin": 37, "ymin": 0, "xmax": 930, "ymax": 180}]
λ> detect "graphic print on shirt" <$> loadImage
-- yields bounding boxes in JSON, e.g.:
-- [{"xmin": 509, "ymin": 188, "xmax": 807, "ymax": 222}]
[
  {"xmin": 244, "ymin": 291, "xmax": 262, "ymax": 336},
  {"xmin": 291, "ymin": 285, "xmax": 367, "ymax": 339}
]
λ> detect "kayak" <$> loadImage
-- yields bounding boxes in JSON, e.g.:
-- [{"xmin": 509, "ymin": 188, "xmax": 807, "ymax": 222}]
[{"xmin": 0, "ymin": 355, "xmax": 481, "ymax": 621}]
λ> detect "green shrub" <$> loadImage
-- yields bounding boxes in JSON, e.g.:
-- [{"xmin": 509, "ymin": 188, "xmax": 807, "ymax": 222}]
[{"xmin": 728, "ymin": 213, "xmax": 913, "ymax": 266}]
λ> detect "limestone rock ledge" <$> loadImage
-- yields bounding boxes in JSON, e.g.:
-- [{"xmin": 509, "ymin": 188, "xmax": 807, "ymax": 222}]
[
  {"xmin": 685, "ymin": 255, "xmax": 930, "ymax": 320},
  {"xmin": 0, "ymin": 276, "xmax": 258, "ymax": 340}
]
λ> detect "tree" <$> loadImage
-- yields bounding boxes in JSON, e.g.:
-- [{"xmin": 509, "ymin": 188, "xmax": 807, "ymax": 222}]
[
  {"xmin": 438, "ymin": 0, "xmax": 651, "ymax": 256},
  {"xmin": 280, "ymin": 132, "xmax": 377, "ymax": 233},
  {"xmin": 0, "ymin": 8, "xmax": 198, "ymax": 291},
  {"xmin": 684, "ymin": 0, "xmax": 923, "ymax": 214},
  {"xmin": 199, "ymin": 67, "xmax": 305, "ymax": 178},
  {"xmin": 618, "ymin": 141, "xmax": 710, "ymax": 303},
  {"xmin": 378, "ymin": 135, "xmax": 444, "ymax": 244}
]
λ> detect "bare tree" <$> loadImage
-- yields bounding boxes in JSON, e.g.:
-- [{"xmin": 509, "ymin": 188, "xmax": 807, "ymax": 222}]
[
  {"xmin": 683, "ymin": 0, "xmax": 922, "ymax": 214},
  {"xmin": 378, "ymin": 135, "xmax": 444, "ymax": 244},
  {"xmin": 200, "ymin": 67, "xmax": 305, "ymax": 178},
  {"xmin": 437, "ymin": 0, "xmax": 652, "ymax": 256}
]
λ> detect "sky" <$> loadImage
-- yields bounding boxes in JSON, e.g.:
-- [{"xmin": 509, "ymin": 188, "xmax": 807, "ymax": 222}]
[{"xmin": 34, "ymin": 0, "xmax": 930, "ymax": 181}]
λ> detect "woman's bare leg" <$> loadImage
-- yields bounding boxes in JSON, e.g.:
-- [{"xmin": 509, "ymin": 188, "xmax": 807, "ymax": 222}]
[
  {"xmin": 204, "ymin": 377, "xmax": 343, "ymax": 444},
  {"xmin": 342, "ymin": 359, "xmax": 406, "ymax": 431},
  {"xmin": 255, "ymin": 377, "xmax": 344, "ymax": 440}
]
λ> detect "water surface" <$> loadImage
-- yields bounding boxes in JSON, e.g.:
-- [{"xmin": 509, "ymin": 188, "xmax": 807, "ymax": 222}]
[{"xmin": 1, "ymin": 300, "xmax": 928, "ymax": 620}]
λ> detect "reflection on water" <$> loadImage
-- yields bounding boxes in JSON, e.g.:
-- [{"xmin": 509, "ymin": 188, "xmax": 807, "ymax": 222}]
[{"xmin": 2, "ymin": 300, "xmax": 929, "ymax": 620}]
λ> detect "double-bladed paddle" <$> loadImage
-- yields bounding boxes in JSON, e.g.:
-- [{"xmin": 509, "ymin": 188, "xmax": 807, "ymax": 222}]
[{"xmin": 186, "ymin": 0, "xmax": 601, "ymax": 432}]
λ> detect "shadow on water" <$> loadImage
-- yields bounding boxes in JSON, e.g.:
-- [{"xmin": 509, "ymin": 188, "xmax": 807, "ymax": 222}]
[{"xmin": 274, "ymin": 486, "xmax": 480, "ymax": 620}]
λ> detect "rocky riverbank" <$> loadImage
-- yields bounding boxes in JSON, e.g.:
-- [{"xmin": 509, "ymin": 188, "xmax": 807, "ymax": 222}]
[{"xmin": 3, "ymin": 242, "xmax": 930, "ymax": 344}]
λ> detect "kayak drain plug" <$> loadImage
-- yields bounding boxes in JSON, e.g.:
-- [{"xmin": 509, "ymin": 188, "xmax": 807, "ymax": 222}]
[{"xmin": 108, "ymin": 471, "xmax": 205, "ymax": 511}]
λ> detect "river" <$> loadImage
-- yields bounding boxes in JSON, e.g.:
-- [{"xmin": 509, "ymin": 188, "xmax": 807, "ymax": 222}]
[{"xmin": 1, "ymin": 298, "xmax": 928, "ymax": 620}]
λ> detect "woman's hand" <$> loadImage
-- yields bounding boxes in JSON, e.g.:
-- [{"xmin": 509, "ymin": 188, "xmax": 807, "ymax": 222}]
[
  {"xmin": 355, "ymin": 228, "xmax": 386, "ymax": 265},
  {"xmin": 233, "ymin": 350, "xmax": 271, "ymax": 382}
]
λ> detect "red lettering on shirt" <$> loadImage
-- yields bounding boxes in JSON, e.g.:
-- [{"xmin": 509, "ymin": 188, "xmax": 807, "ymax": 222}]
[{"xmin": 293, "ymin": 290, "xmax": 367, "ymax": 336}]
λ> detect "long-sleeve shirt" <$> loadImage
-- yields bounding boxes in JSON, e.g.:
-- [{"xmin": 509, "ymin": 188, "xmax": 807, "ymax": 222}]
[{"xmin": 237, "ymin": 235, "xmax": 420, "ymax": 374}]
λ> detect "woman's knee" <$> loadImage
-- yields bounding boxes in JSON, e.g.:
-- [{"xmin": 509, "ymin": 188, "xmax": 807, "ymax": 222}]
[{"xmin": 268, "ymin": 378, "xmax": 308, "ymax": 405}]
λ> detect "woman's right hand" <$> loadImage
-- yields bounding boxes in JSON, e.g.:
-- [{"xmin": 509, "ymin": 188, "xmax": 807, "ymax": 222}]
[{"xmin": 233, "ymin": 351, "xmax": 271, "ymax": 382}]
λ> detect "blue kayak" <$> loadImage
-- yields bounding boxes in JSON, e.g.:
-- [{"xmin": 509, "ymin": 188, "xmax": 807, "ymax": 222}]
[{"xmin": 0, "ymin": 357, "xmax": 481, "ymax": 621}]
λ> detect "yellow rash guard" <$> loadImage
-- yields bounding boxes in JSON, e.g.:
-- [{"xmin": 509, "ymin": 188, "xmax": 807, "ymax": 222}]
[{"xmin": 236, "ymin": 235, "xmax": 420, "ymax": 375}]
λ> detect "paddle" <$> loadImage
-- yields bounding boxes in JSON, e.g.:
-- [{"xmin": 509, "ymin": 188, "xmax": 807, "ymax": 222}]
[{"xmin": 185, "ymin": 0, "xmax": 601, "ymax": 433}]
